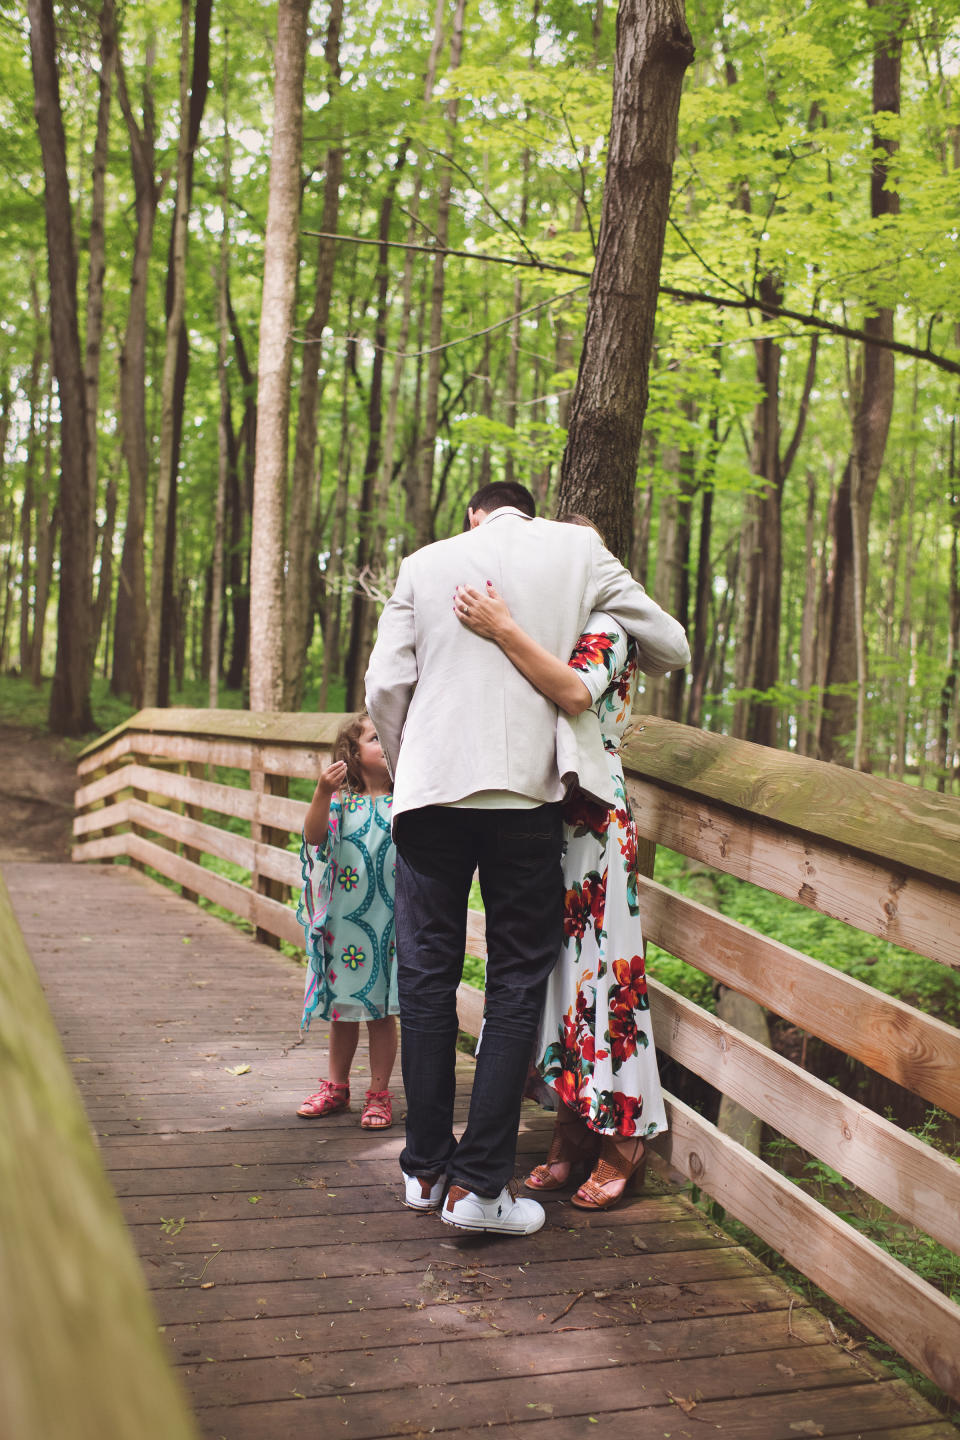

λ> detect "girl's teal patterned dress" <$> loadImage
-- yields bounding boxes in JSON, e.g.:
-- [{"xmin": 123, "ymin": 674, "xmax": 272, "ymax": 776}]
[
  {"xmin": 536, "ymin": 610, "xmax": 668, "ymax": 1140},
  {"xmin": 297, "ymin": 792, "xmax": 398, "ymax": 1028}
]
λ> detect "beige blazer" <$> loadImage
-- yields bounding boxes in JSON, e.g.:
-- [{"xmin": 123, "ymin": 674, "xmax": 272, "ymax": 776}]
[{"xmin": 365, "ymin": 509, "xmax": 690, "ymax": 821}]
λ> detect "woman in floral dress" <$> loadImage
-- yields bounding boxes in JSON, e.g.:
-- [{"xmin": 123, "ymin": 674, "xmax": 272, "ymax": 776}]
[{"xmin": 454, "ymin": 571, "xmax": 675, "ymax": 1209}]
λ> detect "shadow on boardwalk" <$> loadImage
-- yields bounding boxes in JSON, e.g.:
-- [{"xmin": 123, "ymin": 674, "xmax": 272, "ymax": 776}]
[{"xmin": 8, "ymin": 859, "xmax": 955, "ymax": 1440}]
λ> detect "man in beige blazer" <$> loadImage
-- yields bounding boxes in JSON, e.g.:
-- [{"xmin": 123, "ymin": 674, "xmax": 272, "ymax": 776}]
[{"xmin": 365, "ymin": 482, "xmax": 689, "ymax": 1235}]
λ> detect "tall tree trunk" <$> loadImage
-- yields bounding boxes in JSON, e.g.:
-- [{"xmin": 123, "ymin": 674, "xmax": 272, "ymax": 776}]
[
  {"xmin": 283, "ymin": 0, "xmax": 344, "ymax": 709},
  {"xmin": 318, "ymin": 325, "xmax": 356, "ymax": 710},
  {"xmin": 344, "ymin": 155, "xmax": 405, "ymax": 710},
  {"xmin": 820, "ymin": 0, "xmax": 902, "ymax": 766},
  {"xmin": 29, "ymin": 0, "xmax": 94, "ymax": 735},
  {"xmin": 936, "ymin": 462, "xmax": 959, "ymax": 792},
  {"xmin": 111, "ymin": 46, "xmax": 160, "ymax": 704},
  {"xmin": 411, "ymin": 0, "xmax": 467, "ymax": 550},
  {"xmin": 249, "ymin": 0, "xmax": 309, "ymax": 712},
  {"xmin": 224, "ymin": 290, "xmax": 255, "ymax": 693},
  {"xmin": 157, "ymin": 0, "xmax": 212, "ymax": 706},
  {"xmin": 91, "ymin": 470, "xmax": 117, "ymax": 662},
  {"xmin": 30, "ymin": 491, "xmax": 59, "ymax": 687},
  {"xmin": 84, "ymin": 0, "xmax": 116, "ymax": 563},
  {"xmin": 555, "ymin": 0, "xmax": 694, "ymax": 558},
  {"xmin": 796, "ymin": 468, "xmax": 819, "ymax": 756},
  {"xmin": 142, "ymin": 0, "xmax": 192, "ymax": 708},
  {"xmin": 19, "ymin": 298, "xmax": 45, "ymax": 677},
  {"xmin": 210, "ymin": 40, "xmax": 232, "ymax": 709}
]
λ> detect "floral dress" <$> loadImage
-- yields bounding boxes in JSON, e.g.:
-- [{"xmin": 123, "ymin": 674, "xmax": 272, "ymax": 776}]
[
  {"xmin": 536, "ymin": 614, "xmax": 668, "ymax": 1140},
  {"xmin": 297, "ymin": 792, "xmax": 398, "ymax": 1029}
]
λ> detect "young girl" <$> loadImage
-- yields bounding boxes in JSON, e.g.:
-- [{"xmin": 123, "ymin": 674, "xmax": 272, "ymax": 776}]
[{"xmin": 296, "ymin": 712, "xmax": 398, "ymax": 1129}]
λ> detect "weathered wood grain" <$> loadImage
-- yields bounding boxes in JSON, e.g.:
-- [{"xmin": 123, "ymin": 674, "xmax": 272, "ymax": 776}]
[
  {"xmin": 650, "ymin": 981, "xmax": 960, "ymax": 1252},
  {"xmin": 76, "ymin": 761, "xmax": 307, "ymax": 833},
  {"xmin": 78, "ymin": 707, "xmax": 349, "ymax": 761},
  {"xmin": 0, "ymin": 867, "xmax": 198, "ymax": 1440},
  {"xmin": 659, "ymin": 1091, "xmax": 960, "ymax": 1402},
  {"xmin": 623, "ymin": 714, "xmax": 960, "ymax": 885},
  {"xmin": 628, "ymin": 776, "xmax": 960, "ymax": 968},
  {"xmin": 10, "ymin": 858, "xmax": 951, "ymax": 1440},
  {"xmin": 636, "ymin": 874, "xmax": 960, "ymax": 1116}
]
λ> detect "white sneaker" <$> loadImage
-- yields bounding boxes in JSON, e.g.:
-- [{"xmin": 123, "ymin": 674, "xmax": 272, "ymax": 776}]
[
  {"xmin": 441, "ymin": 1184, "xmax": 545, "ymax": 1235},
  {"xmin": 402, "ymin": 1170, "xmax": 445, "ymax": 1211}
]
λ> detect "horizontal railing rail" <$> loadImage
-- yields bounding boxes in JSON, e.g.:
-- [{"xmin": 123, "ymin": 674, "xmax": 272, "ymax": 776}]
[{"xmin": 74, "ymin": 708, "xmax": 960, "ymax": 1402}]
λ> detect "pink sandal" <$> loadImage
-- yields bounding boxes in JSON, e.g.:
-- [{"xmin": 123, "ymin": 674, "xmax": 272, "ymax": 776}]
[
  {"xmin": 360, "ymin": 1089, "xmax": 393, "ymax": 1129},
  {"xmin": 297, "ymin": 1079, "xmax": 350, "ymax": 1118}
]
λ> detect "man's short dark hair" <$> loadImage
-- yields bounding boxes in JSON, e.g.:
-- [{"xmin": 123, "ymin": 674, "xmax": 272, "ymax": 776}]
[{"xmin": 463, "ymin": 482, "xmax": 536, "ymax": 531}]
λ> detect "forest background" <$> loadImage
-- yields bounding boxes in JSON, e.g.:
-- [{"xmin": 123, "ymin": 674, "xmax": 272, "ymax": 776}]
[{"xmin": 2, "ymin": 0, "xmax": 960, "ymax": 779}]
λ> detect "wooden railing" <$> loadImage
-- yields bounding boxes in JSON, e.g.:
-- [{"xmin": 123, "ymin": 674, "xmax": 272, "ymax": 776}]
[
  {"xmin": 73, "ymin": 708, "xmax": 960, "ymax": 1402},
  {"xmin": 0, "ymin": 868, "xmax": 199, "ymax": 1440}
]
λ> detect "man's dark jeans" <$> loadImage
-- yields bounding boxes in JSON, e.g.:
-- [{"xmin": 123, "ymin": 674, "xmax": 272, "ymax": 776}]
[{"xmin": 394, "ymin": 802, "xmax": 563, "ymax": 1197}]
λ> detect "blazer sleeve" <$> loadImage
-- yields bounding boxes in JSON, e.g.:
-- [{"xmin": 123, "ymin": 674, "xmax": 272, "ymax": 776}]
[
  {"xmin": 364, "ymin": 558, "xmax": 419, "ymax": 779},
  {"xmin": 589, "ymin": 534, "xmax": 691, "ymax": 676}
]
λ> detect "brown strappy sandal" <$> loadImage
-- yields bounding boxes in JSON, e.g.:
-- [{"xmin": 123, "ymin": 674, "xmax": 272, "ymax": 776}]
[
  {"xmin": 571, "ymin": 1137, "xmax": 646, "ymax": 1210},
  {"xmin": 524, "ymin": 1107, "xmax": 599, "ymax": 1191}
]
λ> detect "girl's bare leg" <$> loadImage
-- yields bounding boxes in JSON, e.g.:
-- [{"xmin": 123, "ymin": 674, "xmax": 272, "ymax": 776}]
[
  {"xmin": 328, "ymin": 1019, "xmax": 360, "ymax": 1085},
  {"xmin": 366, "ymin": 1015, "xmax": 398, "ymax": 1091}
]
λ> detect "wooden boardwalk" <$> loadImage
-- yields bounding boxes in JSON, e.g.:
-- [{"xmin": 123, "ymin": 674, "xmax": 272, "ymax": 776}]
[{"xmin": 8, "ymin": 859, "xmax": 956, "ymax": 1440}]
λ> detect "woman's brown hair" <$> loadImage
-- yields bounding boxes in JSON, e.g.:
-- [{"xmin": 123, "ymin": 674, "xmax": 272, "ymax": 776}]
[
  {"xmin": 556, "ymin": 511, "xmax": 607, "ymax": 546},
  {"xmin": 333, "ymin": 711, "xmax": 372, "ymax": 793}
]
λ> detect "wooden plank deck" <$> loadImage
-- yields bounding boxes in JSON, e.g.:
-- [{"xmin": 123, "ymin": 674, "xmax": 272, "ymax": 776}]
[{"xmin": 7, "ymin": 860, "xmax": 956, "ymax": 1440}]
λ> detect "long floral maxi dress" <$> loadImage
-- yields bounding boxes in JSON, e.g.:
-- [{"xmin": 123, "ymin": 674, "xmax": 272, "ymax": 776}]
[
  {"xmin": 536, "ymin": 615, "xmax": 668, "ymax": 1140},
  {"xmin": 297, "ymin": 791, "xmax": 399, "ymax": 1029}
]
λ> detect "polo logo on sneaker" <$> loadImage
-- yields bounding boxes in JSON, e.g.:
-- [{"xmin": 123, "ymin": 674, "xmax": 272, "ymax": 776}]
[{"xmin": 497, "ymin": 1204, "xmax": 502, "ymax": 1216}]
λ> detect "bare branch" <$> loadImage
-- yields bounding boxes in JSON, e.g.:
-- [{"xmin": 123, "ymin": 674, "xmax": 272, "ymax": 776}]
[{"xmin": 301, "ymin": 229, "xmax": 960, "ymax": 376}]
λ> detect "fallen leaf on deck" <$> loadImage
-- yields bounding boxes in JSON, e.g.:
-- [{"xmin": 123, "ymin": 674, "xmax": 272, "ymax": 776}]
[
  {"xmin": 666, "ymin": 1392, "xmax": 697, "ymax": 1415},
  {"xmin": 789, "ymin": 1424, "xmax": 824, "ymax": 1437},
  {"xmin": 224, "ymin": 1064, "xmax": 251, "ymax": 1076}
]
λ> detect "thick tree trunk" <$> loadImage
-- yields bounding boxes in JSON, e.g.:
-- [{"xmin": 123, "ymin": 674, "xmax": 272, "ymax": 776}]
[
  {"xmin": 29, "ymin": 0, "xmax": 94, "ymax": 735},
  {"xmin": 555, "ymin": 0, "xmax": 694, "ymax": 559},
  {"xmin": 820, "ymin": 0, "xmax": 902, "ymax": 766},
  {"xmin": 248, "ymin": 0, "xmax": 309, "ymax": 712},
  {"xmin": 111, "ymin": 49, "xmax": 159, "ymax": 704},
  {"xmin": 283, "ymin": 0, "xmax": 344, "ymax": 709}
]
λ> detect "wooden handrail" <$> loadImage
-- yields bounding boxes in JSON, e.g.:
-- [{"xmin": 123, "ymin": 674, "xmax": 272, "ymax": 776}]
[
  {"xmin": 0, "ymin": 870, "xmax": 199, "ymax": 1440},
  {"xmin": 71, "ymin": 707, "xmax": 960, "ymax": 1402}
]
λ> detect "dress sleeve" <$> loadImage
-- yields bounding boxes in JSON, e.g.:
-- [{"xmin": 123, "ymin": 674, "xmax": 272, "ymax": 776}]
[
  {"xmin": 568, "ymin": 614, "xmax": 631, "ymax": 705},
  {"xmin": 296, "ymin": 797, "xmax": 342, "ymax": 951}
]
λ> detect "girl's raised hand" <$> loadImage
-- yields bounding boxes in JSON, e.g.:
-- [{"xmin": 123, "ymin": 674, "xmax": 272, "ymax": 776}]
[
  {"xmin": 454, "ymin": 581, "xmax": 513, "ymax": 640},
  {"xmin": 316, "ymin": 759, "xmax": 348, "ymax": 795}
]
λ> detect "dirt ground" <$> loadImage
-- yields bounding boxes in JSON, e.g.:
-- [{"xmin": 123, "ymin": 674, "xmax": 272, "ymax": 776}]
[{"xmin": 0, "ymin": 725, "xmax": 78, "ymax": 862}]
